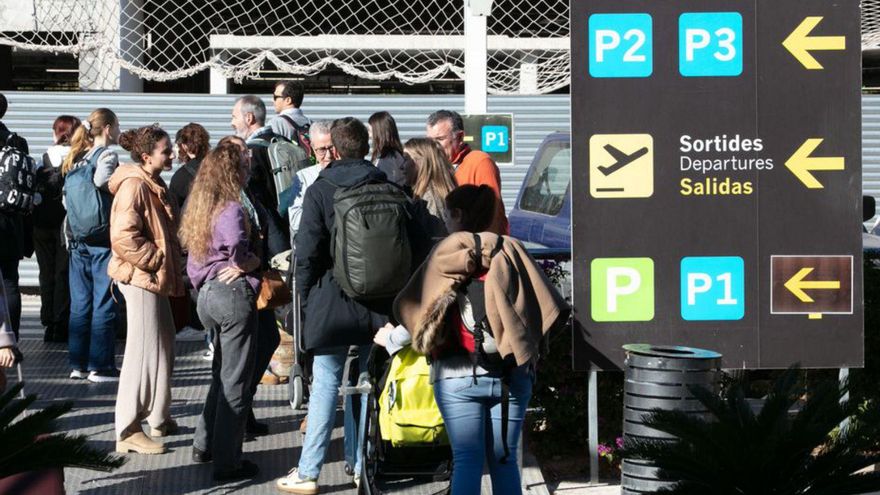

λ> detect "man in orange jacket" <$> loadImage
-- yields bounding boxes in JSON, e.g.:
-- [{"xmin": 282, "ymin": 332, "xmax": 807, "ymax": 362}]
[{"xmin": 426, "ymin": 110, "xmax": 509, "ymax": 235}]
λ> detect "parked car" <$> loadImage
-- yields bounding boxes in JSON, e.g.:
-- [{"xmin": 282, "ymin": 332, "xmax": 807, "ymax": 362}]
[{"xmin": 508, "ymin": 132, "xmax": 571, "ymax": 249}]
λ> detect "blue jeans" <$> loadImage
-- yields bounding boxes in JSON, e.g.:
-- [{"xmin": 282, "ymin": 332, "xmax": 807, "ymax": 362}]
[
  {"xmin": 433, "ymin": 365, "xmax": 533, "ymax": 495},
  {"xmin": 298, "ymin": 345, "xmax": 370, "ymax": 480},
  {"xmin": 67, "ymin": 244, "xmax": 117, "ymax": 372}
]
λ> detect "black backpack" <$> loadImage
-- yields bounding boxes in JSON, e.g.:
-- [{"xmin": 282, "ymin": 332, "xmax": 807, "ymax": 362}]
[
  {"xmin": 0, "ymin": 133, "xmax": 38, "ymax": 214},
  {"xmin": 328, "ymin": 178, "xmax": 413, "ymax": 301}
]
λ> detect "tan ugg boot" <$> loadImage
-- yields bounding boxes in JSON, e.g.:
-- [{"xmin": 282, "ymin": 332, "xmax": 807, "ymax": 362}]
[{"xmin": 116, "ymin": 431, "xmax": 166, "ymax": 454}]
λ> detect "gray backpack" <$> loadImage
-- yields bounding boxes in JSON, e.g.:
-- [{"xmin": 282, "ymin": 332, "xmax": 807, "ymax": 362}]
[
  {"xmin": 328, "ymin": 178, "xmax": 412, "ymax": 301},
  {"xmin": 252, "ymin": 136, "xmax": 311, "ymax": 215}
]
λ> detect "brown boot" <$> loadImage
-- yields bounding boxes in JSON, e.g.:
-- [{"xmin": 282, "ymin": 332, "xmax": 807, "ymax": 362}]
[{"xmin": 116, "ymin": 431, "xmax": 166, "ymax": 454}]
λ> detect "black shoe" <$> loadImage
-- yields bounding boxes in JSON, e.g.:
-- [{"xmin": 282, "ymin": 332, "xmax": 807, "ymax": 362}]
[
  {"xmin": 192, "ymin": 447, "xmax": 212, "ymax": 463},
  {"xmin": 246, "ymin": 418, "xmax": 269, "ymax": 436},
  {"xmin": 213, "ymin": 460, "xmax": 259, "ymax": 482},
  {"xmin": 43, "ymin": 325, "xmax": 57, "ymax": 343}
]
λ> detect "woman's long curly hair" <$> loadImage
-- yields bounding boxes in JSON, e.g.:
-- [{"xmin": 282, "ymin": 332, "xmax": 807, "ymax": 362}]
[{"xmin": 178, "ymin": 142, "xmax": 248, "ymax": 262}]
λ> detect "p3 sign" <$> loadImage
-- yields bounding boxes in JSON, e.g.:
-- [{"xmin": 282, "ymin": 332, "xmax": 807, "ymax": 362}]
[
  {"xmin": 461, "ymin": 114, "xmax": 514, "ymax": 164},
  {"xmin": 679, "ymin": 13, "xmax": 743, "ymax": 76}
]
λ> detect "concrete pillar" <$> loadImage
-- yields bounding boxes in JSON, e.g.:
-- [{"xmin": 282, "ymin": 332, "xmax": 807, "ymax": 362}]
[
  {"xmin": 519, "ymin": 63, "xmax": 539, "ymax": 95},
  {"xmin": 210, "ymin": 55, "xmax": 229, "ymax": 95},
  {"xmin": 464, "ymin": 0, "xmax": 492, "ymax": 114},
  {"xmin": 78, "ymin": 0, "xmax": 143, "ymax": 91}
]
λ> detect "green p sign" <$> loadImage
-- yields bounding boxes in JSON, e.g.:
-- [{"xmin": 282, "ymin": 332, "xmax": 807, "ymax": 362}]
[{"xmin": 591, "ymin": 258, "xmax": 655, "ymax": 322}]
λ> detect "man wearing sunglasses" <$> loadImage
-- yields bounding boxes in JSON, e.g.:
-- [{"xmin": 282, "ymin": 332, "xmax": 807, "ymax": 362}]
[{"xmin": 270, "ymin": 81, "xmax": 312, "ymax": 152}]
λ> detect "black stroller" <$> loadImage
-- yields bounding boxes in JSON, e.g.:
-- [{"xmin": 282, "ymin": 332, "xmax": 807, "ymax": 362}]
[{"xmin": 351, "ymin": 346, "xmax": 452, "ymax": 495}]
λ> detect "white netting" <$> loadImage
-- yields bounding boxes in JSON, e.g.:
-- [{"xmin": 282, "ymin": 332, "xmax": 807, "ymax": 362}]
[
  {"xmin": 0, "ymin": 0, "xmax": 569, "ymax": 94},
  {"xmin": 864, "ymin": 0, "xmax": 880, "ymax": 49},
  {"xmin": 2, "ymin": 0, "xmax": 880, "ymax": 93}
]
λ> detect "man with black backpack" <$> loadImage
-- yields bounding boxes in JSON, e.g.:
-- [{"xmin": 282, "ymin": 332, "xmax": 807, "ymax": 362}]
[
  {"xmin": 232, "ymin": 94, "xmax": 310, "ymax": 224},
  {"xmin": 276, "ymin": 117, "xmax": 430, "ymax": 494},
  {"xmin": 0, "ymin": 94, "xmax": 34, "ymax": 340}
]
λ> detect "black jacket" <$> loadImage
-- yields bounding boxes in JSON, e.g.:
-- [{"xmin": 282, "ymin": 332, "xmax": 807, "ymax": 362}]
[
  {"xmin": 294, "ymin": 158, "xmax": 432, "ymax": 351},
  {"xmin": 33, "ymin": 152, "xmax": 66, "ymax": 229},
  {"xmin": 375, "ymin": 150, "xmax": 414, "ymax": 189},
  {"xmin": 168, "ymin": 159, "xmax": 201, "ymax": 212},
  {"xmin": 247, "ymin": 128, "xmax": 280, "ymax": 217},
  {"xmin": 0, "ymin": 123, "xmax": 30, "ymax": 260}
]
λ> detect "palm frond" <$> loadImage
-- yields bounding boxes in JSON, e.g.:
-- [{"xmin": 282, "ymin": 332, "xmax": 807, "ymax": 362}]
[{"xmin": 0, "ymin": 382, "xmax": 127, "ymax": 477}]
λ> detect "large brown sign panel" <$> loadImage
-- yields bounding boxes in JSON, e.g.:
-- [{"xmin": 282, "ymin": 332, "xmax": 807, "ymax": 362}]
[{"xmin": 570, "ymin": 0, "xmax": 863, "ymax": 370}]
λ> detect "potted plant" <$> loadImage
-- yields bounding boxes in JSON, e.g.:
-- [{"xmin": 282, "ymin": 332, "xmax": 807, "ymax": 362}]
[{"xmin": 623, "ymin": 366, "xmax": 880, "ymax": 494}]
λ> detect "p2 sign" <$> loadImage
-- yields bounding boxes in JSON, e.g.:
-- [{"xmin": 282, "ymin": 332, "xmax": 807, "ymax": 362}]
[
  {"xmin": 589, "ymin": 13, "xmax": 653, "ymax": 78},
  {"xmin": 462, "ymin": 114, "xmax": 514, "ymax": 164}
]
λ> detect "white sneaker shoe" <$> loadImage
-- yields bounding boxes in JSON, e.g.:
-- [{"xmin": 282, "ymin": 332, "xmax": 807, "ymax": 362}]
[
  {"xmin": 69, "ymin": 369, "xmax": 88, "ymax": 380},
  {"xmin": 202, "ymin": 349, "xmax": 214, "ymax": 361},
  {"xmin": 87, "ymin": 370, "xmax": 120, "ymax": 383},
  {"xmin": 353, "ymin": 473, "xmax": 361, "ymax": 488},
  {"xmin": 276, "ymin": 467, "xmax": 318, "ymax": 494}
]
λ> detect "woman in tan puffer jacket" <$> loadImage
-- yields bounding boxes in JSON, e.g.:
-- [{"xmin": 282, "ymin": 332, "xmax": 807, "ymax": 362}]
[{"xmin": 108, "ymin": 125, "xmax": 184, "ymax": 455}]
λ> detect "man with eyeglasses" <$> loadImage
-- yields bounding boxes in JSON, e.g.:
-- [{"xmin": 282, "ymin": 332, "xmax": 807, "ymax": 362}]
[
  {"xmin": 426, "ymin": 109, "xmax": 509, "ymax": 235},
  {"xmin": 270, "ymin": 81, "xmax": 312, "ymax": 148},
  {"xmin": 288, "ymin": 120, "xmax": 333, "ymax": 239}
]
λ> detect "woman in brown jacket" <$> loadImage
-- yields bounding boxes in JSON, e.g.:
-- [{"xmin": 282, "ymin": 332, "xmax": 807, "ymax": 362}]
[{"xmin": 109, "ymin": 125, "xmax": 184, "ymax": 455}]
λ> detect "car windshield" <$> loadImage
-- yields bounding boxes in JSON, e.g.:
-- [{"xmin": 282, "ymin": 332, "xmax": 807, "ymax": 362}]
[{"xmin": 520, "ymin": 140, "xmax": 571, "ymax": 216}]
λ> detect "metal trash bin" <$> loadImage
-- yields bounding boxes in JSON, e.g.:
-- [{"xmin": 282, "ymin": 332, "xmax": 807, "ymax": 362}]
[{"xmin": 621, "ymin": 344, "xmax": 722, "ymax": 494}]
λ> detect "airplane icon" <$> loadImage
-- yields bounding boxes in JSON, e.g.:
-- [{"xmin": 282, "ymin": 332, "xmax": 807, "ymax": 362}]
[
  {"xmin": 589, "ymin": 134, "xmax": 653, "ymax": 198},
  {"xmin": 598, "ymin": 144, "xmax": 649, "ymax": 176}
]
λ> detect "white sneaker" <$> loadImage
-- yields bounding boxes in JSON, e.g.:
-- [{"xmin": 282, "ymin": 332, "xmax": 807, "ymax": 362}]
[
  {"xmin": 353, "ymin": 473, "xmax": 361, "ymax": 488},
  {"xmin": 176, "ymin": 326, "xmax": 204, "ymax": 342},
  {"xmin": 87, "ymin": 370, "xmax": 120, "ymax": 383},
  {"xmin": 276, "ymin": 467, "xmax": 318, "ymax": 494},
  {"xmin": 202, "ymin": 350, "xmax": 214, "ymax": 361},
  {"xmin": 69, "ymin": 369, "xmax": 88, "ymax": 380}
]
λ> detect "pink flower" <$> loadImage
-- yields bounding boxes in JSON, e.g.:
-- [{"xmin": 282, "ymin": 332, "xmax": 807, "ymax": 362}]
[{"xmin": 616, "ymin": 437, "xmax": 624, "ymax": 449}]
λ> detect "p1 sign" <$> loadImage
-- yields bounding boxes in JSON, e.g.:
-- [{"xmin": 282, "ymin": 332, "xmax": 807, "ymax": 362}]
[{"xmin": 462, "ymin": 114, "xmax": 514, "ymax": 164}]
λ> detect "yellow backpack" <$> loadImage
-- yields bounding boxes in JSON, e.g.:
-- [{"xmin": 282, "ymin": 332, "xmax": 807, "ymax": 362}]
[{"xmin": 378, "ymin": 346, "xmax": 448, "ymax": 447}]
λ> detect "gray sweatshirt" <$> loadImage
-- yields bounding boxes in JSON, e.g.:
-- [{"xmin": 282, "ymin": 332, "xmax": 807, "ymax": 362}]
[
  {"xmin": 85, "ymin": 147, "xmax": 120, "ymax": 191},
  {"xmin": 270, "ymin": 108, "xmax": 311, "ymax": 143}
]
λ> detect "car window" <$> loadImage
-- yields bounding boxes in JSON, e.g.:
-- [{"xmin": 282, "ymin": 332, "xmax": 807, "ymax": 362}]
[{"xmin": 519, "ymin": 141, "xmax": 571, "ymax": 216}]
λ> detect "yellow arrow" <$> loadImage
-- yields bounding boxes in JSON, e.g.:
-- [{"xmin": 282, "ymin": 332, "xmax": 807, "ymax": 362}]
[
  {"xmin": 784, "ymin": 267, "xmax": 840, "ymax": 303},
  {"xmin": 782, "ymin": 17, "xmax": 846, "ymax": 70},
  {"xmin": 785, "ymin": 138, "xmax": 844, "ymax": 189}
]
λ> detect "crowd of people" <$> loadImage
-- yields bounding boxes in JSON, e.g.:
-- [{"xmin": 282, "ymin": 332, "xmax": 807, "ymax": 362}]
[{"xmin": 0, "ymin": 84, "xmax": 567, "ymax": 494}]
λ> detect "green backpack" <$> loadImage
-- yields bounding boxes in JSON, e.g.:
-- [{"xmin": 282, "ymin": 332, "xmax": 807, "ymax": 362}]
[
  {"xmin": 328, "ymin": 178, "xmax": 412, "ymax": 301},
  {"xmin": 378, "ymin": 346, "xmax": 448, "ymax": 447}
]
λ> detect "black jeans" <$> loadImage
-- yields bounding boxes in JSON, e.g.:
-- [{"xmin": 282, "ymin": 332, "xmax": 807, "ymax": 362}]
[
  {"xmin": 249, "ymin": 308, "xmax": 282, "ymax": 410},
  {"xmin": 33, "ymin": 226, "xmax": 69, "ymax": 331},
  {"xmin": 194, "ymin": 278, "xmax": 258, "ymax": 472},
  {"xmin": 0, "ymin": 258, "xmax": 20, "ymax": 340}
]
